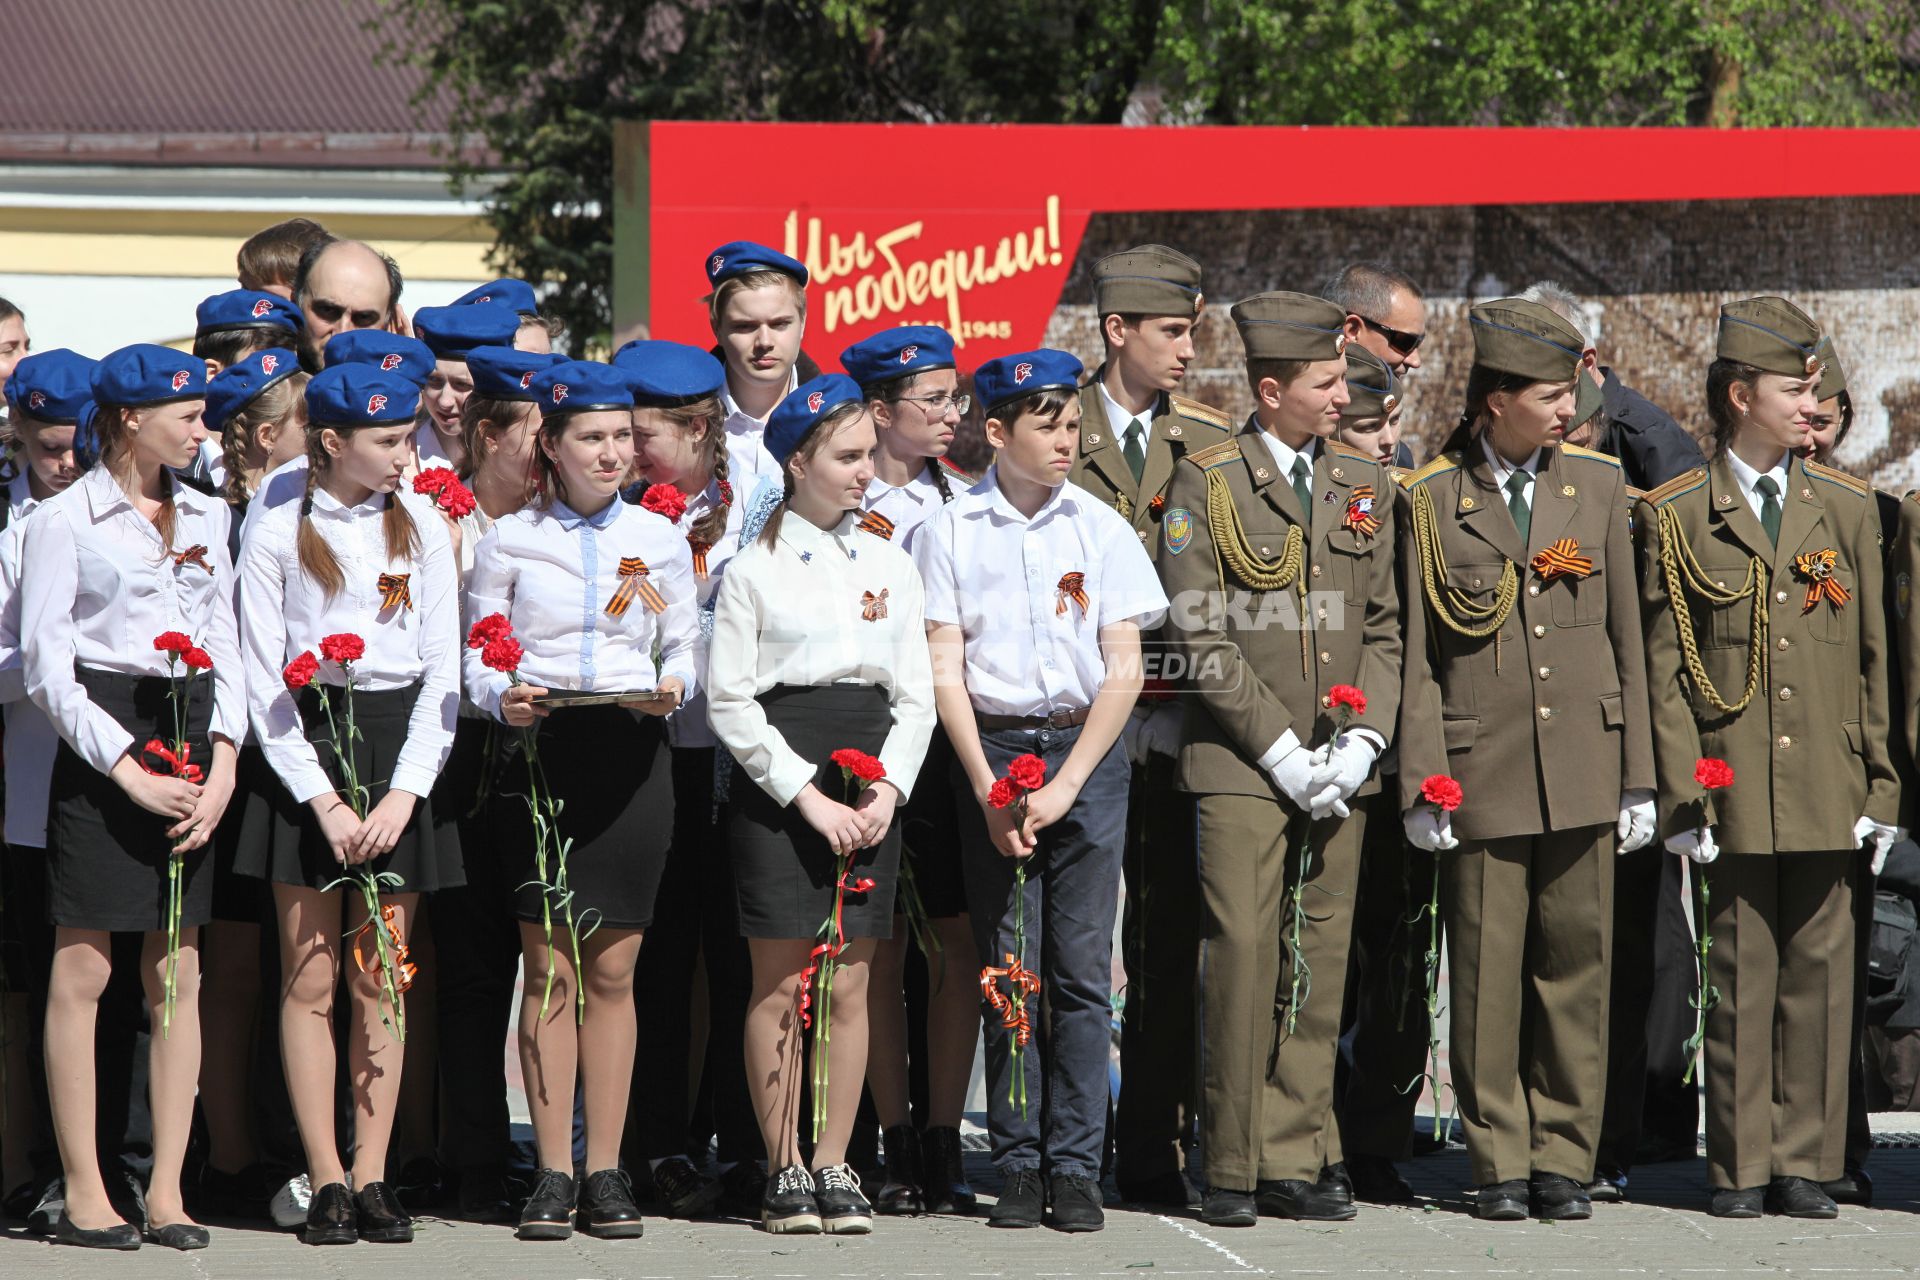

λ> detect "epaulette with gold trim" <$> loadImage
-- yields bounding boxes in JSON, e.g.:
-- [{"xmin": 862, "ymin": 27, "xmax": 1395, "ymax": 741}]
[
  {"xmin": 1168, "ymin": 394, "xmax": 1232, "ymax": 432},
  {"xmin": 1559, "ymin": 443, "xmax": 1622, "ymax": 469},
  {"xmin": 1806, "ymin": 459, "xmax": 1871, "ymax": 497},
  {"xmin": 1187, "ymin": 438, "xmax": 1242, "ymax": 470},
  {"xmin": 1398, "ymin": 452, "xmax": 1462, "ymax": 491},
  {"xmin": 1388, "ymin": 465, "xmax": 1413, "ymax": 483},
  {"xmin": 1326, "ymin": 440, "xmax": 1381, "ymax": 467},
  {"xmin": 1625, "ymin": 485, "xmax": 1648, "ymax": 502},
  {"xmin": 1644, "ymin": 468, "xmax": 1707, "ymax": 507}
]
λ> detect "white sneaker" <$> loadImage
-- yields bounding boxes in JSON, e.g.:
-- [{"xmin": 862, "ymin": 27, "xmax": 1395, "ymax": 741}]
[{"xmin": 270, "ymin": 1173, "xmax": 312, "ymax": 1229}]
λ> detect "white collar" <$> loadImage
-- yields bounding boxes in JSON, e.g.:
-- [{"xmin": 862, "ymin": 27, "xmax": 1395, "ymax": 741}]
[
  {"xmin": 309, "ymin": 484, "xmax": 389, "ymax": 520},
  {"xmin": 723, "ymin": 367, "xmax": 798, "ymax": 430},
  {"xmin": 1097, "ymin": 378, "xmax": 1158, "ymax": 441},
  {"xmin": 973, "ymin": 465, "xmax": 1078, "ymax": 526},
  {"xmin": 1257, "ymin": 431, "xmax": 1319, "ymax": 480},
  {"xmin": 1724, "ymin": 446, "xmax": 1789, "ymax": 501},
  {"xmin": 1480, "ymin": 435, "xmax": 1543, "ymax": 488},
  {"xmin": 776, "ymin": 508, "xmax": 860, "ymax": 558}
]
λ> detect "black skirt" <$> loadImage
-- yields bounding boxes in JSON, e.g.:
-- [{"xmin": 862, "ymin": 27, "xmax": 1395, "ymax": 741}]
[
  {"xmin": 210, "ymin": 744, "xmax": 272, "ymax": 923},
  {"xmin": 729, "ymin": 684, "xmax": 900, "ymax": 940},
  {"xmin": 486, "ymin": 706, "xmax": 673, "ymax": 932},
  {"xmin": 48, "ymin": 667, "xmax": 215, "ymax": 932},
  {"xmin": 235, "ymin": 682, "xmax": 463, "ymax": 892},
  {"xmin": 898, "ymin": 726, "xmax": 966, "ymax": 919}
]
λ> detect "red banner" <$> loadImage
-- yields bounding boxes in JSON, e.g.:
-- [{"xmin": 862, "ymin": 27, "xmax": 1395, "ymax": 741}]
[{"xmin": 646, "ymin": 124, "xmax": 1920, "ymax": 364}]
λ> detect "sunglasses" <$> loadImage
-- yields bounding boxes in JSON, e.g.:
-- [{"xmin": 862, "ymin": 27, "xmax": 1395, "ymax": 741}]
[{"xmin": 1360, "ymin": 315, "xmax": 1425, "ymax": 357}]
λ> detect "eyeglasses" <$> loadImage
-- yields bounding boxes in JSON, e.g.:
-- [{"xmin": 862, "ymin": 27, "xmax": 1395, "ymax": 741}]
[
  {"xmin": 1359, "ymin": 315, "xmax": 1425, "ymax": 357},
  {"xmin": 893, "ymin": 392, "xmax": 972, "ymax": 416}
]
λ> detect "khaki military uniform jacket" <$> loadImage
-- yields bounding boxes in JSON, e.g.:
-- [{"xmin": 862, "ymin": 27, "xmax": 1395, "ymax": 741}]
[
  {"xmin": 1071, "ymin": 373, "xmax": 1233, "ymax": 562},
  {"xmin": 1397, "ymin": 443, "xmax": 1654, "ymax": 841},
  {"xmin": 1637, "ymin": 453, "xmax": 1898, "ymax": 852},
  {"xmin": 1157, "ymin": 422, "xmax": 1402, "ymax": 799}
]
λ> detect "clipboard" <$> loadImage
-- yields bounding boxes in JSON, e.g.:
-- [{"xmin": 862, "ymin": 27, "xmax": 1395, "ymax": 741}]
[{"xmin": 528, "ymin": 689, "xmax": 674, "ymax": 710}]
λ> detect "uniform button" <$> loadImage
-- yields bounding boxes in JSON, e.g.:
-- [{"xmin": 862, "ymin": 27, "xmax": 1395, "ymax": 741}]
[
  {"xmin": 1472, "ymin": 578, "xmax": 1483, "ymax": 589},
  {"xmin": 1776, "ymin": 590, "xmax": 1789, "ymax": 604},
  {"xmin": 1528, "ymin": 583, "xmax": 1541, "ymax": 597},
  {"xmin": 1778, "ymin": 637, "xmax": 1791, "ymax": 651},
  {"xmin": 1779, "ymin": 687, "xmax": 1793, "ymax": 700},
  {"xmin": 1777, "ymin": 735, "xmax": 1792, "ymax": 748},
  {"xmin": 1533, "ymin": 624, "xmax": 1547, "ymax": 638},
  {"xmin": 1311, "ymin": 565, "xmax": 1323, "ymax": 578},
  {"xmin": 1319, "ymin": 651, "xmax": 1332, "ymax": 664},
  {"xmin": 1538, "ymin": 706, "xmax": 1553, "ymax": 721},
  {"xmin": 1538, "ymin": 666, "xmax": 1551, "ymax": 680},
  {"xmin": 1260, "ymin": 545, "xmax": 1271, "ymax": 556}
]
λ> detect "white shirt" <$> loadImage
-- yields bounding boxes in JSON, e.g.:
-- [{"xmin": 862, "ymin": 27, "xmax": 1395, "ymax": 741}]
[
  {"xmin": 1481, "ymin": 435, "xmax": 1542, "ymax": 515},
  {"xmin": 409, "ymin": 419, "xmax": 455, "ymax": 477},
  {"xmin": 240, "ymin": 487, "xmax": 460, "ymax": 804},
  {"xmin": 860, "ymin": 464, "xmax": 949, "ymax": 555},
  {"xmin": 707, "ymin": 511, "xmax": 934, "ymax": 806},
  {"xmin": 238, "ymin": 454, "xmax": 308, "ymax": 546},
  {"xmin": 22, "ymin": 466, "xmax": 246, "ymax": 775},
  {"xmin": 197, "ymin": 437, "xmax": 229, "ymax": 490},
  {"xmin": 1724, "ymin": 447, "xmax": 1791, "ymax": 523},
  {"xmin": 463, "ymin": 497, "xmax": 699, "ymax": 722},
  {"xmin": 0, "ymin": 475, "xmax": 57, "ymax": 847},
  {"xmin": 661, "ymin": 476, "xmax": 746, "ymax": 750},
  {"xmin": 1098, "ymin": 381, "xmax": 1156, "ymax": 456},
  {"xmin": 913, "ymin": 470, "xmax": 1169, "ymax": 718},
  {"xmin": 721, "ymin": 368, "xmax": 796, "ymax": 491}
]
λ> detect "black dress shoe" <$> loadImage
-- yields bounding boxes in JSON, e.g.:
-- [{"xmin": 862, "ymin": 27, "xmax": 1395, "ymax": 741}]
[
  {"xmin": 1530, "ymin": 1173, "xmax": 1591, "ymax": 1221},
  {"xmin": 1117, "ymin": 1169, "xmax": 1201, "ymax": 1208},
  {"xmin": 1821, "ymin": 1165, "xmax": 1873, "ymax": 1206},
  {"xmin": 761, "ymin": 1164, "xmax": 821, "ymax": 1234},
  {"xmin": 26, "ymin": 1175, "xmax": 64, "ymax": 1237},
  {"xmin": 579, "ymin": 1168, "xmax": 644, "ymax": 1239},
  {"xmin": 1766, "ymin": 1176, "xmax": 1838, "ymax": 1219},
  {"xmin": 393, "ymin": 1157, "xmax": 448, "ymax": 1212},
  {"xmin": 1345, "ymin": 1153, "xmax": 1415, "ymax": 1204},
  {"xmin": 875, "ymin": 1124, "xmax": 925, "ymax": 1215},
  {"xmin": 1709, "ymin": 1186, "xmax": 1764, "ymax": 1218},
  {"xmin": 1318, "ymin": 1163, "xmax": 1354, "ymax": 1205},
  {"xmin": 650, "ymin": 1156, "xmax": 722, "ymax": 1219},
  {"xmin": 517, "ymin": 1169, "xmax": 576, "ymax": 1240},
  {"xmin": 988, "ymin": 1168, "xmax": 1044, "ymax": 1228},
  {"xmin": 53, "ymin": 1211, "xmax": 141, "ymax": 1250},
  {"xmin": 1200, "ymin": 1186, "xmax": 1258, "ymax": 1227},
  {"xmin": 920, "ymin": 1126, "xmax": 977, "ymax": 1214},
  {"xmin": 146, "ymin": 1221, "xmax": 211, "ymax": 1250},
  {"xmin": 1255, "ymin": 1178, "xmax": 1357, "ymax": 1221},
  {"xmin": 1047, "ymin": 1172, "xmax": 1105, "ymax": 1233},
  {"xmin": 815, "ymin": 1163, "xmax": 874, "ymax": 1235},
  {"xmin": 356, "ymin": 1180, "xmax": 414, "ymax": 1243},
  {"xmin": 1586, "ymin": 1165, "xmax": 1627, "ymax": 1204},
  {"xmin": 1475, "ymin": 1180, "xmax": 1529, "ymax": 1221},
  {"xmin": 304, "ymin": 1181, "xmax": 358, "ymax": 1246},
  {"xmin": 719, "ymin": 1162, "xmax": 767, "ymax": 1217},
  {"xmin": 455, "ymin": 1168, "xmax": 516, "ymax": 1223}
]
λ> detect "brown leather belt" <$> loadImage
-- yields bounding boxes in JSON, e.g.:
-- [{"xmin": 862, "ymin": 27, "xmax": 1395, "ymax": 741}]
[{"xmin": 976, "ymin": 706, "xmax": 1092, "ymax": 731}]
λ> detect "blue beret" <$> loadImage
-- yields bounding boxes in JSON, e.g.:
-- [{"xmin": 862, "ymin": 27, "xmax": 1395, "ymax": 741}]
[
  {"xmin": 91, "ymin": 344, "xmax": 208, "ymax": 408},
  {"xmin": 412, "ymin": 303, "xmax": 521, "ymax": 360},
  {"xmin": 467, "ymin": 346, "xmax": 565, "ymax": 402},
  {"xmin": 73, "ymin": 399, "xmax": 101, "ymax": 470},
  {"xmin": 973, "ymin": 348, "xmax": 1084, "ymax": 414},
  {"xmin": 611, "ymin": 340, "xmax": 726, "ymax": 407},
  {"xmin": 323, "ymin": 329, "xmax": 435, "ymax": 388},
  {"xmin": 305, "ymin": 364, "xmax": 420, "ymax": 428},
  {"xmin": 195, "ymin": 289, "xmax": 304, "ymax": 337},
  {"xmin": 453, "ymin": 278, "xmax": 539, "ymax": 316},
  {"xmin": 765, "ymin": 374, "xmax": 864, "ymax": 467},
  {"xmin": 705, "ymin": 240, "xmax": 808, "ymax": 290},
  {"xmin": 6, "ymin": 349, "xmax": 98, "ymax": 424},
  {"xmin": 839, "ymin": 326, "xmax": 956, "ymax": 390},
  {"xmin": 529, "ymin": 360, "xmax": 632, "ymax": 416},
  {"xmin": 204, "ymin": 348, "xmax": 299, "ymax": 435}
]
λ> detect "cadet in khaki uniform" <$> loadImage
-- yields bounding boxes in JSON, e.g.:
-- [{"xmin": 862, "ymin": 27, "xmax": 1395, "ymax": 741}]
[
  {"xmin": 1640, "ymin": 297, "xmax": 1899, "ymax": 1220},
  {"xmin": 1073, "ymin": 245, "xmax": 1231, "ymax": 1206},
  {"xmin": 1157, "ymin": 292, "xmax": 1402, "ymax": 1226},
  {"xmin": 1396, "ymin": 299, "xmax": 1656, "ymax": 1223}
]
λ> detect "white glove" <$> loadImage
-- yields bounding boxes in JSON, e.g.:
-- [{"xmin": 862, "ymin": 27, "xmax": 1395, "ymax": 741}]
[
  {"xmin": 1403, "ymin": 807, "xmax": 1459, "ymax": 852},
  {"xmin": 1305, "ymin": 735, "xmax": 1378, "ymax": 821},
  {"xmin": 1126, "ymin": 701, "xmax": 1184, "ymax": 766},
  {"xmin": 1855, "ymin": 815, "xmax": 1904, "ymax": 876},
  {"xmin": 1616, "ymin": 788, "xmax": 1657, "ymax": 855},
  {"xmin": 1664, "ymin": 826, "xmax": 1719, "ymax": 864},
  {"xmin": 1268, "ymin": 744, "xmax": 1322, "ymax": 813}
]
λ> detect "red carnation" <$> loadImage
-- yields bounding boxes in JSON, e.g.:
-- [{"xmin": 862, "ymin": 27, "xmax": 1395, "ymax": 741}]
[
  {"xmin": 1329, "ymin": 684, "xmax": 1367, "ymax": 716},
  {"xmin": 412, "ymin": 466, "xmax": 456, "ymax": 496},
  {"xmin": 481, "ymin": 635, "xmax": 523, "ymax": 674},
  {"xmin": 319, "ymin": 633, "xmax": 366, "ymax": 665},
  {"xmin": 1420, "ymin": 774, "xmax": 1464, "ymax": 812},
  {"xmin": 439, "ymin": 481, "xmax": 477, "ymax": 519},
  {"xmin": 284, "ymin": 651, "xmax": 319, "ymax": 690},
  {"xmin": 153, "ymin": 631, "xmax": 192, "ymax": 655},
  {"xmin": 180, "ymin": 646, "xmax": 213, "ymax": 671},
  {"xmin": 640, "ymin": 483, "xmax": 689, "ymax": 522},
  {"xmin": 467, "ymin": 613, "xmax": 513, "ymax": 650},
  {"xmin": 1694, "ymin": 758, "xmax": 1735, "ymax": 791},
  {"xmin": 830, "ymin": 747, "xmax": 887, "ymax": 782},
  {"xmin": 987, "ymin": 777, "xmax": 1017, "ymax": 810},
  {"xmin": 1007, "ymin": 754, "xmax": 1047, "ymax": 792}
]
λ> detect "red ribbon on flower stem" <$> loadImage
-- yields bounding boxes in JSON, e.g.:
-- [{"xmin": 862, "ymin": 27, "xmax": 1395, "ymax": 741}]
[
  {"xmin": 352, "ymin": 903, "xmax": 417, "ymax": 994},
  {"xmin": 980, "ymin": 952, "xmax": 1042, "ymax": 1047},
  {"xmin": 141, "ymin": 737, "xmax": 204, "ymax": 785}
]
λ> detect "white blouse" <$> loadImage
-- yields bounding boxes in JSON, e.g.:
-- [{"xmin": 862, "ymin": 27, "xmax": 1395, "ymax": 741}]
[
  {"xmin": 706, "ymin": 511, "xmax": 935, "ymax": 806},
  {"xmin": 462, "ymin": 496, "xmax": 699, "ymax": 722},
  {"xmin": 658, "ymin": 475, "xmax": 745, "ymax": 751},
  {"xmin": 21, "ymin": 466, "xmax": 247, "ymax": 775},
  {"xmin": 859, "ymin": 463, "xmax": 952, "ymax": 555},
  {"xmin": 239, "ymin": 486, "xmax": 460, "ymax": 805},
  {"xmin": 913, "ymin": 469, "xmax": 1169, "ymax": 718},
  {"xmin": 0, "ymin": 474, "xmax": 58, "ymax": 847}
]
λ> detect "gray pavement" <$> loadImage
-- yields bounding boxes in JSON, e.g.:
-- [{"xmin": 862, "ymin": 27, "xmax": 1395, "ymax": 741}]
[{"xmin": 12, "ymin": 1142, "xmax": 1920, "ymax": 1278}]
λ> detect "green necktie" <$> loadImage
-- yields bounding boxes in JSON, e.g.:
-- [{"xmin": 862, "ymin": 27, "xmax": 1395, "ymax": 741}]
[
  {"xmin": 1755, "ymin": 475, "xmax": 1782, "ymax": 546},
  {"xmin": 1290, "ymin": 456, "xmax": 1312, "ymax": 515},
  {"xmin": 1505, "ymin": 470, "xmax": 1531, "ymax": 544},
  {"xmin": 1123, "ymin": 417, "xmax": 1147, "ymax": 484}
]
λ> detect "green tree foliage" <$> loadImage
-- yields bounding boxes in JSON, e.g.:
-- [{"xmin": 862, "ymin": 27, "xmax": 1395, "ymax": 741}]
[{"xmin": 373, "ymin": 0, "xmax": 1920, "ymax": 345}]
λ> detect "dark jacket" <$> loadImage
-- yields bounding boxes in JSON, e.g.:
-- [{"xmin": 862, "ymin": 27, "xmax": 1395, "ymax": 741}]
[
  {"xmin": 1598, "ymin": 368, "xmax": 1704, "ymax": 491},
  {"xmin": 1872, "ymin": 839, "xmax": 1920, "ymax": 1029}
]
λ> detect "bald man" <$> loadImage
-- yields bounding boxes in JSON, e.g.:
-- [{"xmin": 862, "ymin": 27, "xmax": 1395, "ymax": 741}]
[{"xmin": 293, "ymin": 239, "xmax": 404, "ymax": 372}]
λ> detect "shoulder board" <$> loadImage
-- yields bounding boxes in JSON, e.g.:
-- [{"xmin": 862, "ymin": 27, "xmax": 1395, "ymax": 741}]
[
  {"xmin": 1399, "ymin": 453, "xmax": 1461, "ymax": 491},
  {"xmin": 1186, "ymin": 438, "xmax": 1242, "ymax": 470},
  {"xmin": 1625, "ymin": 485, "xmax": 1647, "ymax": 502},
  {"xmin": 937, "ymin": 457, "xmax": 977, "ymax": 484},
  {"xmin": 1805, "ymin": 460, "xmax": 1870, "ymax": 496},
  {"xmin": 1387, "ymin": 465, "xmax": 1412, "ymax": 483},
  {"xmin": 1326, "ymin": 440, "xmax": 1380, "ymax": 467},
  {"xmin": 1167, "ymin": 393, "xmax": 1232, "ymax": 432},
  {"xmin": 1644, "ymin": 468, "xmax": 1707, "ymax": 507},
  {"xmin": 1559, "ymin": 443, "xmax": 1621, "ymax": 469}
]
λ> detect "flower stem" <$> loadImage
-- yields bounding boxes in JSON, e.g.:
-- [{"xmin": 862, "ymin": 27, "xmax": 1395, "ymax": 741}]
[{"xmin": 1683, "ymin": 868, "xmax": 1719, "ymax": 1086}]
